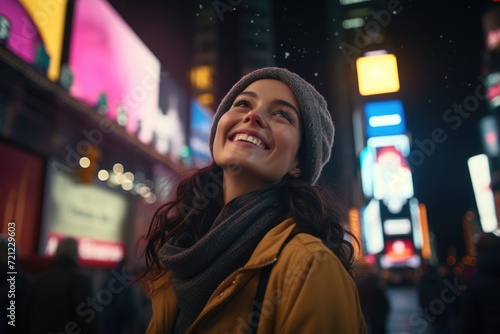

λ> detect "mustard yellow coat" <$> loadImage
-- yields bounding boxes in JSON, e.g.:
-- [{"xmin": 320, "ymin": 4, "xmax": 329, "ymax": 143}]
[{"xmin": 146, "ymin": 218, "xmax": 368, "ymax": 333}]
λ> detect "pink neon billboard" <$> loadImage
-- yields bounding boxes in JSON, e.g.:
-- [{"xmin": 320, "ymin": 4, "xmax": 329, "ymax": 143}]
[
  {"xmin": 68, "ymin": 0, "xmax": 161, "ymax": 144},
  {"xmin": 0, "ymin": 0, "xmax": 46, "ymax": 70}
]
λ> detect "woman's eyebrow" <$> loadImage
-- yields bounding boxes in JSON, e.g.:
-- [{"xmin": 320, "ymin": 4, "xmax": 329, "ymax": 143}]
[
  {"xmin": 274, "ymin": 99, "xmax": 300, "ymax": 116},
  {"xmin": 236, "ymin": 91, "xmax": 258, "ymax": 99},
  {"xmin": 237, "ymin": 91, "xmax": 300, "ymax": 116}
]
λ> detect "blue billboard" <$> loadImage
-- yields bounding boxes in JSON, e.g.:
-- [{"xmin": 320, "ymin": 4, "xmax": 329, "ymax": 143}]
[{"xmin": 364, "ymin": 100, "xmax": 406, "ymax": 138}]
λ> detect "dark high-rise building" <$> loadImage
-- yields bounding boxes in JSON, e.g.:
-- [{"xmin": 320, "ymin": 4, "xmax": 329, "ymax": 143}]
[{"xmin": 190, "ymin": 0, "xmax": 276, "ymax": 113}]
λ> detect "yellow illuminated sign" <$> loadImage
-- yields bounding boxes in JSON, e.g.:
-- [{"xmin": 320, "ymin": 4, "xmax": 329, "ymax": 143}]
[
  {"xmin": 348, "ymin": 207, "xmax": 363, "ymax": 260},
  {"xmin": 19, "ymin": 0, "xmax": 68, "ymax": 82},
  {"xmin": 356, "ymin": 53, "xmax": 400, "ymax": 96},
  {"xmin": 196, "ymin": 93, "xmax": 214, "ymax": 107},
  {"xmin": 190, "ymin": 65, "xmax": 213, "ymax": 90}
]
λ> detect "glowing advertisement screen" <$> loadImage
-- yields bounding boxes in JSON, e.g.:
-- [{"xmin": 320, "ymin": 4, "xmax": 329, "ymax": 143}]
[
  {"xmin": 190, "ymin": 100, "xmax": 213, "ymax": 167},
  {"xmin": 363, "ymin": 135, "xmax": 413, "ymax": 200},
  {"xmin": 380, "ymin": 238, "xmax": 421, "ymax": 269},
  {"xmin": 468, "ymin": 154, "xmax": 497, "ymax": 232},
  {"xmin": 0, "ymin": 0, "xmax": 67, "ymax": 81},
  {"xmin": 360, "ymin": 146, "xmax": 374, "ymax": 198},
  {"xmin": 68, "ymin": 0, "xmax": 161, "ymax": 144},
  {"xmin": 364, "ymin": 100, "xmax": 406, "ymax": 138},
  {"xmin": 383, "ymin": 218, "xmax": 411, "ymax": 235},
  {"xmin": 153, "ymin": 73, "xmax": 188, "ymax": 158},
  {"xmin": 360, "ymin": 199, "xmax": 384, "ymax": 255},
  {"xmin": 40, "ymin": 161, "xmax": 129, "ymax": 266},
  {"xmin": 372, "ymin": 146, "xmax": 414, "ymax": 200}
]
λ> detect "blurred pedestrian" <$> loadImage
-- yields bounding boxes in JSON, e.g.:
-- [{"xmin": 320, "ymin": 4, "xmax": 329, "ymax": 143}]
[
  {"xmin": 24, "ymin": 237, "xmax": 102, "ymax": 334},
  {"xmin": 354, "ymin": 262, "xmax": 390, "ymax": 334},
  {"xmin": 100, "ymin": 258, "xmax": 137, "ymax": 334},
  {"xmin": 138, "ymin": 67, "xmax": 367, "ymax": 333},
  {"xmin": 460, "ymin": 232, "xmax": 500, "ymax": 334},
  {"xmin": 417, "ymin": 262, "xmax": 457, "ymax": 334}
]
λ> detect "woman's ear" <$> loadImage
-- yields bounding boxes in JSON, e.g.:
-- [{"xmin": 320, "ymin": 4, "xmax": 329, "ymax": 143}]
[{"xmin": 288, "ymin": 165, "xmax": 302, "ymax": 178}]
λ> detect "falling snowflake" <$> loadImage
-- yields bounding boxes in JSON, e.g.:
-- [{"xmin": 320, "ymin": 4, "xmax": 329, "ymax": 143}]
[
  {"xmin": 314, "ymin": 73, "xmax": 318, "ymax": 77},
  {"xmin": 284, "ymin": 52, "xmax": 290, "ymax": 59}
]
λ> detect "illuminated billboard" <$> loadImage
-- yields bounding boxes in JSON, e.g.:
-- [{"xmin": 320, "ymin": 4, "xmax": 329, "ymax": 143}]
[
  {"xmin": 40, "ymin": 160, "xmax": 130, "ymax": 266},
  {"xmin": 67, "ymin": 0, "xmax": 161, "ymax": 144},
  {"xmin": 356, "ymin": 52, "xmax": 400, "ymax": 96},
  {"xmin": 190, "ymin": 100, "xmax": 213, "ymax": 167},
  {"xmin": 361, "ymin": 136, "xmax": 414, "ymax": 201},
  {"xmin": 0, "ymin": 0, "xmax": 68, "ymax": 81},
  {"xmin": 372, "ymin": 146, "xmax": 414, "ymax": 200},
  {"xmin": 364, "ymin": 100, "xmax": 406, "ymax": 138},
  {"xmin": 153, "ymin": 72, "xmax": 188, "ymax": 159},
  {"xmin": 380, "ymin": 237, "xmax": 420, "ymax": 269},
  {"xmin": 468, "ymin": 154, "xmax": 497, "ymax": 232},
  {"xmin": 360, "ymin": 199, "xmax": 384, "ymax": 255}
]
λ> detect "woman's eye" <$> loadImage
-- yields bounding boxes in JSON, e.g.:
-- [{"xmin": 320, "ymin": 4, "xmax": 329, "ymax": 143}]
[
  {"xmin": 274, "ymin": 110, "xmax": 292, "ymax": 122},
  {"xmin": 234, "ymin": 100, "xmax": 250, "ymax": 108}
]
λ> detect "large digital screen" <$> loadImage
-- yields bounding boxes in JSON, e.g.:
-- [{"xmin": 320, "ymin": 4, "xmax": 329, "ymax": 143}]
[
  {"xmin": 152, "ymin": 72, "xmax": 188, "ymax": 159},
  {"xmin": 360, "ymin": 199, "xmax": 384, "ymax": 255},
  {"xmin": 372, "ymin": 146, "xmax": 414, "ymax": 200},
  {"xmin": 190, "ymin": 100, "xmax": 213, "ymax": 167},
  {"xmin": 468, "ymin": 154, "xmax": 497, "ymax": 232},
  {"xmin": 40, "ymin": 160, "xmax": 130, "ymax": 266},
  {"xmin": 364, "ymin": 100, "xmax": 406, "ymax": 138},
  {"xmin": 0, "ymin": 0, "xmax": 67, "ymax": 81},
  {"xmin": 380, "ymin": 237, "xmax": 421, "ymax": 269},
  {"xmin": 363, "ymin": 135, "xmax": 414, "ymax": 201},
  {"xmin": 67, "ymin": 0, "xmax": 161, "ymax": 144}
]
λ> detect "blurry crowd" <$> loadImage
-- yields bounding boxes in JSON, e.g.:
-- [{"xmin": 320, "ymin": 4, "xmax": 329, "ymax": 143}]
[
  {"xmin": 1, "ymin": 237, "xmax": 151, "ymax": 334},
  {"xmin": 415, "ymin": 230, "xmax": 500, "ymax": 334},
  {"xmin": 352, "ymin": 229, "xmax": 500, "ymax": 334}
]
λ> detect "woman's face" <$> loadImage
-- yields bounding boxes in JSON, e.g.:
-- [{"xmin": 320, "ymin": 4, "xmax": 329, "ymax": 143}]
[{"xmin": 213, "ymin": 79, "xmax": 302, "ymax": 186}]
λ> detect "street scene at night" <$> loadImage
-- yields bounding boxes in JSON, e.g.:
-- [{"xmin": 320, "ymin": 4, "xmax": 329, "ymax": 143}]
[{"xmin": 1, "ymin": 0, "xmax": 500, "ymax": 333}]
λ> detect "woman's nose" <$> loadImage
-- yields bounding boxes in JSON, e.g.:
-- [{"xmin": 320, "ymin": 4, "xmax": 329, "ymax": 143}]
[{"xmin": 243, "ymin": 108, "xmax": 267, "ymax": 127}]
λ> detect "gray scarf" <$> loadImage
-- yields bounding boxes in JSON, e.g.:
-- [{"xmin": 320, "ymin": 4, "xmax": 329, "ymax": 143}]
[{"xmin": 158, "ymin": 186, "xmax": 285, "ymax": 334}]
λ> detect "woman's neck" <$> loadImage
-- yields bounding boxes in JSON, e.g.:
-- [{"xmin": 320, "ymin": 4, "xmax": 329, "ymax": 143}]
[{"xmin": 222, "ymin": 170, "xmax": 270, "ymax": 204}]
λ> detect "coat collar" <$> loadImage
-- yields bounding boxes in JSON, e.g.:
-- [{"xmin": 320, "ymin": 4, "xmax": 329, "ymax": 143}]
[{"xmin": 243, "ymin": 217, "xmax": 297, "ymax": 268}]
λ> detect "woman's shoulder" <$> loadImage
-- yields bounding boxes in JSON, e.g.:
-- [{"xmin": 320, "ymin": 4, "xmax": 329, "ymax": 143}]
[{"xmin": 278, "ymin": 232, "xmax": 346, "ymax": 271}]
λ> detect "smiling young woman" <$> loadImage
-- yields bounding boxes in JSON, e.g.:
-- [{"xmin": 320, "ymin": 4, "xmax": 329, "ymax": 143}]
[
  {"xmin": 212, "ymin": 79, "xmax": 302, "ymax": 202},
  {"xmin": 139, "ymin": 67, "xmax": 368, "ymax": 334}
]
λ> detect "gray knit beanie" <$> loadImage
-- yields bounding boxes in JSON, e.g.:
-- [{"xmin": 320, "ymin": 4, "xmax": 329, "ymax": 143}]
[{"xmin": 209, "ymin": 67, "xmax": 334, "ymax": 184}]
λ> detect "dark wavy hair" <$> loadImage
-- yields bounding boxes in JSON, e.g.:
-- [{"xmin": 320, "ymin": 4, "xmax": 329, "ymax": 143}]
[{"xmin": 136, "ymin": 162, "xmax": 358, "ymax": 283}]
